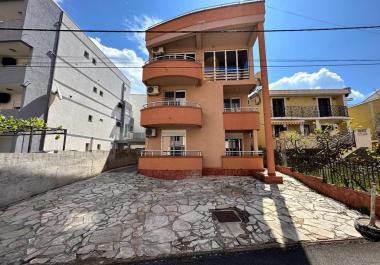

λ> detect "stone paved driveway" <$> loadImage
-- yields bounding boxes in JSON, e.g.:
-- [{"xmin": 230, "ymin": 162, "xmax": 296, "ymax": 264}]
[{"xmin": 0, "ymin": 170, "xmax": 362, "ymax": 264}]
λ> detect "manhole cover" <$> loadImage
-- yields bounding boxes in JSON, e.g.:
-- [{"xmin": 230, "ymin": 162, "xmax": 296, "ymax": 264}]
[{"xmin": 212, "ymin": 210, "xmax": 241, "ymax": 223}]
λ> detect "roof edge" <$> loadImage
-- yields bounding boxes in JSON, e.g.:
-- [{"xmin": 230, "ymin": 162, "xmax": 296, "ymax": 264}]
[{"xmin": 147, "ymin": 0, "xmax": 264, "ymax": 30}]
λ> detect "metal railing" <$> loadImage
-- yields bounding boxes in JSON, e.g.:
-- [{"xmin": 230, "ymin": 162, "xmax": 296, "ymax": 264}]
[
  {"xmin": 140, "ymin": 150, "xmax": 202, "ymax": 157},
  {"xmin": 147, "ymin": 54, "xmax": 198, "ymax": 64},
  {"xmin": 204, "ymin": 68, "xmax": 250, "ymax": 81},
  {"xmin": 224, "ymin": 151, "xmax": 263, "ymax": 157},
  {"xmin": 272, "ymin": 106, "xmax": 349, "ymax": 118},
  {"xmin": 143, "ymin": 101, "xmax": 201, "ymax": 108},
  {"xmin": 224, "ymin": 107, "xmax": 259, "ymax": 112}
]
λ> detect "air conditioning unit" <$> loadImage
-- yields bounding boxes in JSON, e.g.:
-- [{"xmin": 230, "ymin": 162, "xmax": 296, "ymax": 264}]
[
  {"xmin": 147, "ymin": 86, "xmax": 160, "ymax": 96},
  {"xmin": 151, "ymin": 46, "xmax": 165, "ymax": 55},
  {"xmin": 146, "ymin": 128, "xmax": 157, "ymax": 138}
]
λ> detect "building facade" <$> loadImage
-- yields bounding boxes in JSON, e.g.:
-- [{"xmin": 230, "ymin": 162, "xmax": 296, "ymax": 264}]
[
  {"xmin": 138, "ymin": 1, "xmax": 281, "ymax": 183},
  {"xmin": 252, "ymin": 88, "xmax": 351, "ymax": 145},
  {"xmin": 349, "ymin": 89, "xmax": 380, "ymax": 146},
  {"xmin": 0, "ymin": 0, "xmax": 132, "ymax": 152},
  {"xmin": 127, "ymin": 93, "xmax": 147, "ymax": 148}
]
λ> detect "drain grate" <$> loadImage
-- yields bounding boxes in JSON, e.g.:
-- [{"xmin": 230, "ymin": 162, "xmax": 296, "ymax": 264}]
[{"xmin": 212, "ymin": 210, "xmax": 242, "ymax": 223}]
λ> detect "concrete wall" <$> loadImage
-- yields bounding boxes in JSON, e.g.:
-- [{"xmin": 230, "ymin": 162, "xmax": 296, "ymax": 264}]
[
  {"xmin": 0, "ymin": 150, "xmax": 138, "ymax": 208},
  {"xmin": 130, "ymin": 94, "xmax": 147, "ymax": 134}
]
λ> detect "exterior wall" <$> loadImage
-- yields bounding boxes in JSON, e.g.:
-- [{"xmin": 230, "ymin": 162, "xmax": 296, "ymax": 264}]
[
  {"xmin": 0, "ymin": 150, "xmax": 138, "ymax": 208},
  {"xmin": 130, "ymin": 94, "xmax": 147, "ymax": 134},
  {"xmin": 3, "ymin": 0, "xmax": 63, "ymax": 152},
  {"xmin": 349, "ymin": 98, "xmax": 380, "ymax": 143},
  {"xmin": 0, "ymin": 1, "xmax": 132, "ymax": 153},
  {"xmin": 43, "ymin": 13, "xmax": 132, "ymax": 152}
]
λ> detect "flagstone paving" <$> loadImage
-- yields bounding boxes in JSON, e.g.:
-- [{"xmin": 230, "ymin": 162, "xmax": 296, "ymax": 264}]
[{"xmin": 0, "ymin": 170, "xmax": 363, "ymax": 264}]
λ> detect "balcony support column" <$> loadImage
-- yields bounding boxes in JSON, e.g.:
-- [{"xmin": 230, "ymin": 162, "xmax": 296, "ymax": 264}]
[
  {"xmin": 257, "ymin": 22, "xmax": 282, "ymax": 183},
  {"xmin": 253, "ymin": 130, "xmax": 259, "ymax": 151}
]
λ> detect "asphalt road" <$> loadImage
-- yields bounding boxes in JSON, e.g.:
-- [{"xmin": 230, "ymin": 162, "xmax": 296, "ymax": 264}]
[{"xmin": 123, "ymin": 240, "xmax": 380, "ymax": 265}]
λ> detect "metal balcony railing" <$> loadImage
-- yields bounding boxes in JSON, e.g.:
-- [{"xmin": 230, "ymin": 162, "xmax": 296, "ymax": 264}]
[
  {"xmin": 271, "ymin": 106, "xmax": 349, "ymax": 118},
  {"xmin": 224, "ymin": 151, "xmax": 264, "ymax": 156},
  {"xmin": 147, "ymin": 54, "xmax": 198, "ymax": 64},
  {"xmin": 204, "ymin": 68, "xmax": 250, "ymax": 81},
  {"xmin": 224, "ymin": 107, "xmax": 259, "ymax": 112},
  {"xmin": 143, "ymin": 101, "xmax": 201, "ymax": 108},
  {"xmin": 140, "ymin": 150, "xmax": 202, "ymax": 157}
]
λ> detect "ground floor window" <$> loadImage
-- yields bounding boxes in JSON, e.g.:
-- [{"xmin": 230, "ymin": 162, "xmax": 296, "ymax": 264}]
[
  {"xmin": 273, "ymin": 125, "xmax": 287, "ymax": 137},
  {"xmin": 161, "ymin": 130, "xmax": 186, "ymax": 156}
]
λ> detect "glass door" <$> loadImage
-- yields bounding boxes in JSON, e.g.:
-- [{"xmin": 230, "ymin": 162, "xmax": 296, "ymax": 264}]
[
  {"xmin": 318, "ymin": 98, "xmax": 332, "ymax": 117},
  {"xmin": 165, "ymin": 91, "xmax": 186, "ymax": 106},
  {"xmin": 272, "ymin": 98, "xmax": 285, "ymax": 117}
]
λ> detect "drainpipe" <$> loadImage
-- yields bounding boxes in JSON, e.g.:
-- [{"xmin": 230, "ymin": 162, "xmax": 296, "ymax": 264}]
[
  {"xmin": 40, "ymin": 10, "xmax": 64, "ymax": 151},
  {"xmin": 120, "ymin": 83, "xmax": 127, "ymax": 142}
]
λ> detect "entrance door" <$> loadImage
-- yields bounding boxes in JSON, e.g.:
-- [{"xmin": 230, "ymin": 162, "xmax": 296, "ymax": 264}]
[
  {"xmin": 273, "ymin": 125, "xmax": 287, "ymax": 137},
  {"xmin": 318, "ymin": 98, "xmax": 332, "ymax": 117},
  {"xmin": 272, "ymin": 98, "xmax": 285, "ymax": 117}
]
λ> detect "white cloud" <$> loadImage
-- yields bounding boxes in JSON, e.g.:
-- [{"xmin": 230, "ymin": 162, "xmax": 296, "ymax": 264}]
[
  {"xmin": 269, "ymin": 68, "xmax": 364, "ymax": 100},
  {"xmin": 90, "ymin": 37, "xmax": 145, "ymax": 93},
  {"xmin": 125, "ymin": 15, "xmax": 162, "ymax": 56}
]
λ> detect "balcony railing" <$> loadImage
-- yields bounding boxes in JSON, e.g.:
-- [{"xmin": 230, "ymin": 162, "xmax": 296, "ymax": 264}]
[
  {"xmin": 224, "ymin": 151, "xmax": 263, "ymax": 157},
  {"xmin": 140, "ymin": 150, "xmax": 202, "ymax": 157},
  {"xmin": 143, "ymin": 101, "xmax": 201, "ymax": 108},
  {"xmin": 272, "ymin": 106, "xmax": 349, "ymax": 118},
  {"xmin": 204, "ymin": 68, "xmax": 249, "ymax": 81},
  {"xmin": 147, "ymin": 54, "xmax": 197, "ymax": 63},
  {"xmin": 224, "ymin": 107, "xmax": 259, "ymax": 112}
]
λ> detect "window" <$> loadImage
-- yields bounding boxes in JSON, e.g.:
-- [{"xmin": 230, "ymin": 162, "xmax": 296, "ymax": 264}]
[
  {"xmin": 164, "ymin": 91, "xmax": 186, "ymax": 105},
  {"xmin": 274, "ymin": 125, "xmax": 287, "ymax": 137},
  {"xmin": 85, "ymin": 143, "xmax": 90, "ymax": 151},
  {"xmin": 93, "ymin": 87, "xmax": 97, "ymax": 93},
  {"xmin": 1, "ymin": 57, "xmax": 17, "ymax": 66},
  {"xmin": 99, "ymin": 91, "xmax": 103, "ymax": 97},
  {"xmin": 203, "ymin": 50, "xmax": 249, "ymax": 81},
  {"xmin": 318, "ymin": 98, "xmax": 332, "ymax": 117},
  {"xmin": 304, "ymin": 124, "xmax": 311, "ymax": 135},
  {"xmin": 97, "ymin": 144, "xmax": 101, "ymax": 150},
  {"xmin": 88, "ymin": 115, "xmax": 93, "ymax": 122},
  {"xmin": 224, "ymin": 98, "xmax": 241, "ymax": 111},
  {"xmin": 84, "ymin": 51, "xmax": 89, "ymax": 59},
  {"xmin": 92, "ymin": 58, "xmax": 97, "ymax": 65}
]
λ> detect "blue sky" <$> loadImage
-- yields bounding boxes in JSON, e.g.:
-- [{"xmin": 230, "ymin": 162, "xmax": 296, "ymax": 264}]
[{"xmin": 55, "ymin": 0, "xmax": 380, "ymax": 104}]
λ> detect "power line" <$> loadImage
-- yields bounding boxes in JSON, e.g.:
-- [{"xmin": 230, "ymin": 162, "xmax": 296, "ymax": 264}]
[
  {"xmin": 2, "ymin": 62, "xmax": 380, "ymax": 69},
  {"xmin": 1, "ymin": 25, "xmax": 380, "ymax": 33},
  {"xmin": 266, "ymin": 4, "xmax": 380, "ymax": 36}
]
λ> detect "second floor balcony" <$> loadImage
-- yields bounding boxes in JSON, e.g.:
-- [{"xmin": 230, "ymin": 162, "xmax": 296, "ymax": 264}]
[
  {"xmin": 223, "ymin": 107, "xmax": 260, "ymax": 131},
  {"xmin": 272, "ymin": 106, "xmax": 349, "ymax": 119},
  {"xmin": 142, "ymin": 54, "xmax": 202, "ymax": 86},
  {"xmin": 140, "ymin": 101, "xmax": 202, "ymax": 127}
]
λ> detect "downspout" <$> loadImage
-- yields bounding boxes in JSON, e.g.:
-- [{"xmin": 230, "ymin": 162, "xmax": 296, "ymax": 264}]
[
  {"xmin": 40, "ymin": 10, "xmax": 64, "ymax": 151},
  {"xmin": 120, "ymin": 83, "xmax": 127, "ymax": 143}
]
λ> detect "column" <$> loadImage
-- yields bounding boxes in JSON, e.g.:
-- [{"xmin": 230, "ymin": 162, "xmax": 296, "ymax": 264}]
[
  {"xmin": 300, "ymin": 123, "xmax": 305, "ymax": 135},
  {"xmin": 257, "ymin": 22, "xmax": 278, "ymax": 179},
  {"xmin": 253, "ymin": 130, "xmax": 259, "ymax": 151},
  {"xmin": 315, "ymin": 120, "xmax": 321, "ymax": 130}
]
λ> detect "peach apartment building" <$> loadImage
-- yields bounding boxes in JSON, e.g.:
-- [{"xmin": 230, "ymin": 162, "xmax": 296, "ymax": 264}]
[{"xmin": 138, "ymin": 1, "xmax": 282, "ymax": 183}]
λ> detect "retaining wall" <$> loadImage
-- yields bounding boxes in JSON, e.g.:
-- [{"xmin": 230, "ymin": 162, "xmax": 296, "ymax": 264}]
[
  {"xmin": 0, "ymin": 150, "xmax": 137, "ymax": 208},
  {"xmin": 276, "ymin": 165, "xmax": 380, "ymax": 218}
]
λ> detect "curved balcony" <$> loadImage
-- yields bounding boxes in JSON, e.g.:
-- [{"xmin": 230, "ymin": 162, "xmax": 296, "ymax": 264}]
[
  {"xmin": 143, "ymin": 56, "xmax": 202, "ymax": 86},
  {"xmin": 141, "ymin": 101, "xmax": 202, "ymax": 127},
  {"xmin": 223, "ymin": 107, "xmax": 260, "ymax": 130}
]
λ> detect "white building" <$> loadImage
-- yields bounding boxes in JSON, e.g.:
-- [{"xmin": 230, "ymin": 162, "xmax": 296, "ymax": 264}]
[{"xmin": 0, "ymin": 0, "xmax": 132, "ymax": 152}]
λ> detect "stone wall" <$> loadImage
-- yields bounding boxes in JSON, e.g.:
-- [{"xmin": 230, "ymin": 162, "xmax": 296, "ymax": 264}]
[
  {"xmin": 276, "ymin": 165, "xmax": 380, "ymax": 218},
  {"xmin": 0, "ymin": 150, "xmax": 137, "ymax": 208}
]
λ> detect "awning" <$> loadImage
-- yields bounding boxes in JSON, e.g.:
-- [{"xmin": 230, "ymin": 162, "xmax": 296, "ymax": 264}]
[{"xmin": 271, "ymin": 120, "xmax": 304, "ymax": 125}]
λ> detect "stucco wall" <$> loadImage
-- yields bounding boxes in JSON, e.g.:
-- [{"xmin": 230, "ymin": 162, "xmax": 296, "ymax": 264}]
[
  {"xmin": 0, "ymin": 150, "xmax": 137, "ymax": 208},
  {"xmin": 44, "ymin": 13, "xmax": 132, "ymax": 152}
]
